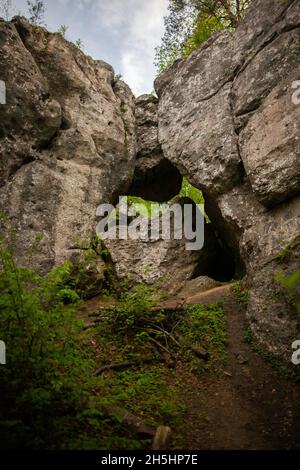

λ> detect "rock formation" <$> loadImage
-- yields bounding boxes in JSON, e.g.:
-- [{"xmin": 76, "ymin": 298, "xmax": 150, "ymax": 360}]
[
  {"xmin": 155, "ymin": 0, "xmax": 300, "ymax": 360},
  {"xmin": 0, "ymin": 16, "xmax": 136, "ymax": 274},
  {"xmin": 0, "ymin": 0, "xmax": 299, "ymax": 362},
  {"xmin": 129, "ymin": 94, "xmax": 182, "ymax": 202}
]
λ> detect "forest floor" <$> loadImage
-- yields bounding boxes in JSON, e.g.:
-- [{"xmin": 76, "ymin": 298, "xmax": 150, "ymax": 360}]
[
  {"xmin": 77, "ymin": 291, "xmax": 300, "ymax": 450},
  {"xmin": 180, "ymin": 297, "xmax": 300, "ymax": 450}
]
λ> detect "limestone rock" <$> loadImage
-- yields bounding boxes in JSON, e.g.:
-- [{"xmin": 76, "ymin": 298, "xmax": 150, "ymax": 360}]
[
  {"xmin": 155, "ymin": 32, "xmax": 242, "ymax": 196},
  {"xmin": 155, "ymin": 0, "xmax": 300, "ymax": 360},
  {"xmin": 239, "ymin": 65, "xmax": 300, "ymax": 206},
  {"xmin": 179, "ymin": 277, "xmax": 223, "ymax": 299},
  {"xmin": 130, "ymin": 94, "xmax": 181, "ymax": 202},
  {"xmin": 0, "ymin": 17, "xmax": 136, "ymax": 273}
]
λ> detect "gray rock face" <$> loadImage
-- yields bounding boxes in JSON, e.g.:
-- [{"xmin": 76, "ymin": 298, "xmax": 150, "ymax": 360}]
[
  {"xmin": 239, "ymin": 65, "xmax": 300, "ymax": 206},
  {"xmin": 130, "ymin": 94, "xmax": 181, "ymax": 202},
  {"xmin": 1, "ymin": 0, "xmax": 300, "ymax": 362},
  {"xmin": 155, "ymin": 0, "xmax": 300, "ymax": 360},
  {"xmin": 0, "ymin": 17, "xmax": 136, "ymax": 273},
  {"xmin": 105, "ymin": 199, "xmax": 227, "ymax": 295},
  {"xmin": 156, "ymin": 32, "xmax": 242, "ymax": 196}
]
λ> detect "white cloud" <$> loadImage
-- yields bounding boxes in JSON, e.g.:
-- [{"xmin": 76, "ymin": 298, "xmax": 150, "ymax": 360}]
[
  {"xmin": 95, "ymin": 0, "xmax": 168, "ymax": 95},
  {"xmin": 121, "ymin": 51, "xmax": 144, "ymax": 95},
  {"xmin": 15, "ymin": 0, "xmax": 169, "ymax": 96}
]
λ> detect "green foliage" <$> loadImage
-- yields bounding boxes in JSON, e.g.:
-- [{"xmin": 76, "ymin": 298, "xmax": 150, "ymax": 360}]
[
  {"xmin": 0, "ymin": 239, "xmax": 230, "ymax": 449},
  {"xmin": 104, "ymin": 285, "xmax": 162, "ymax": 332},
  {"xmin": 274, "ymin": 269, "xmax": 300, "ymax": 315},
  {"xmin": 180, "ymin": 303, "xmax": 228, "ymax": 372},
  {"xmin": 233, "ymin": 280, "xmax": 249, "ymax": 307},
  {"xmin": 58, "ymin": 24, "xmax": 68, "ymax": 38},
  {"xmin": 155, "ymin": 0, "xmax": 251, "ymax": 72},
  {"xmin": 119, "ymin": 100, "xmax": 126, "ymax": 114},
  {"xmin": 74, "ymin": 38, "xmax": 83, "ymax": 50},
  {"xmin": 126, "ymin": 196, "xmax": 163, "ymax": 218},
  {"xmin": 98, "ymin": 367, "xmax": 184, "ymax": 437},
  {"xmin": 0, "ymin": 242, "xmax": 97, "ymax": 449},
  {"xmin": 182, "ymin": 12, "xmax": 225, "ymax": 56},
  {"xmin": 126, "ymin": 177, "xmax": 206, "ymax": 221},
  {"xmin": 179, "ymin": 177, "xmax": 204, "ymax": 205}
]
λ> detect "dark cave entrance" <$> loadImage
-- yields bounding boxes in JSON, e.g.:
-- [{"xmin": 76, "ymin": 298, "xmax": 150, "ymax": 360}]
[{"xmin": 128, "ymin": 157, "xmax": 245, "ymax": 284}]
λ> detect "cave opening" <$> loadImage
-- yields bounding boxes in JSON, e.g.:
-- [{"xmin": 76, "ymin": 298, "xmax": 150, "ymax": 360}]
[{"xmin": 127, "ymin": 158, "xmax": 245, "ymax": 284}]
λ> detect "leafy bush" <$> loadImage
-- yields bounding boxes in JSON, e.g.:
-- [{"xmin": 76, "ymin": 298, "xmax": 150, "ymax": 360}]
[
  {"xmin": 155, "ymin": 0, "xmax": 251, "ymax": 72},
  {"xmin": 233, "ymin": 280, "xmax": 249, "ymax": 307},
  {"xmin": 105, "ymin": 285, "xmax": 162, "ymax": 332},
  {"xmin": 274, "ymin": 269, "xmax": 300, "ymax": 315},
  {"xmin": 0, "ymin": 242, "xmax": 95, "ymax": 449},
  {"xmin": 182, "ymin": 13, "xmax": 225, "ymax": 56}
]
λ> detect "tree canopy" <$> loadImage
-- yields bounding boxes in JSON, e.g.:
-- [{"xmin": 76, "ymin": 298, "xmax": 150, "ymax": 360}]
[{"xmin": 155, "ymin": 0, "xmax": 251, "ymax": 73}]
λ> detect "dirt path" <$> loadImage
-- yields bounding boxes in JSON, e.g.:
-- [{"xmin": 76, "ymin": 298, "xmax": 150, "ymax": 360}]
[{"xmin": 181, "ymin": 298, "xmax": 300, "ymax": 450}]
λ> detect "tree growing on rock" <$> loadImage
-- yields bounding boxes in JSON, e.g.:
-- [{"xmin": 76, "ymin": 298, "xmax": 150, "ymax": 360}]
[
  {"xmin": 155, "ymin": 0, "xmax": 251, "ymax": 72},
  {"xmin": 27, "ymin": 0, "xmax": 46, "ymax": 26}
]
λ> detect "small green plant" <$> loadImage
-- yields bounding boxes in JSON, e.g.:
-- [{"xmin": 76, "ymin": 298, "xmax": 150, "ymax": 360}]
[
  {"xmin": 58, "ymin": 24, "xmax": 68, "ymax": 38},
  {"xmin": 180, "ymin": 303, "xmax": 228, "ymax": 372},
  {"xmin": 74, "ymin": 38, "xmax": 83, "ymax": 50},
  {"xmin": 274, "ymin": 269, "xmax": 300, "ymax": 315},
  {"xmin": 233, "ymin": 280, "xmax": 249, "ymax": 307},
  {"xmin": 113, "ymin": 73, "xmax": 123, "ymax": 86},
  {"xmin": 119, "ymin": 100, "xmax": 126, "ymax": 114},
  {"xmin": 105, "ymin": 284, "xmax": 161, "ymax": 332}
]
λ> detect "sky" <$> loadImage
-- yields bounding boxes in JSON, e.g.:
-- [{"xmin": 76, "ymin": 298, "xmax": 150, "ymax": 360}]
[{"xmin": 8, "ymin": 0, "xmax": 169, "ymax": 96}]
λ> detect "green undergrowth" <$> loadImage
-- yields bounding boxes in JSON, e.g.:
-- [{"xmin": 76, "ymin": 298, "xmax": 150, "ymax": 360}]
[
  {"xmin": 233, "ymin": 280, "xmax": 249, "ymax": 308},
  {"xmin": 125, "ymin": 177, "xmax": 207, "ymax": 220},
  {"xmin": 88, "ymin": 290, "xmax": 228, "ymax": 447},
  {"xmin": 274, "ymin": 269, "xmax": 300, "ymax": 317},
  {"xmin": 179, "ymin": 303, "xmax": 228, "ymax": 373},
  {"xmin": 0, "ymin": 236, "xmax": 228, "ymax": 449}
]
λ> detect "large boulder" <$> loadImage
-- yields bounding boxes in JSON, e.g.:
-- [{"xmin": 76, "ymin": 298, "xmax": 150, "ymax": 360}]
[
  {"xmin": 105, "ymin": 199, "xmax": 230, "ymax": 295},
  {"xmin": 155, "ymin": 0, "xmax": 300, "ymax": 361},
  {"xmin": 0, "ymin": 17, "xmax": 136, "ymax": 273},
  {"xmin": 129, "ymin": 94, "xmax": 182, "ymax": 202}
]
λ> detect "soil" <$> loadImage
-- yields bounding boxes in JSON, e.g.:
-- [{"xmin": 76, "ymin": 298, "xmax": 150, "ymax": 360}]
[{"xmin": 78, "ymin": 293, "xmax": 300, "ymax": 450}]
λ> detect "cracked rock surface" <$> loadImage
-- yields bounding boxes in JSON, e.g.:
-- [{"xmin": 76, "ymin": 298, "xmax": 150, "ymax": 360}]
[
  {"xmin": 0, "ymin": 16, "xmax": 136, "ymax": 273},
  {"xmin": 0, "ymin": 0, "xmax": 300, "ymax": 361},
  {"xmin": 155, "ymin": 0, "xmax": 300, "ymax": 360}
]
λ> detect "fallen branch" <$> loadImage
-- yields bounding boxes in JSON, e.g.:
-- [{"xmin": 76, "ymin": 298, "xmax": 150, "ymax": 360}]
[
  {"xmin": 102, "ymin": 405, "xmax": 172, "ymax": 447},
  {"xmin": 151, "ymin": 325, "xmax": 181, "ymax": 347},
  {"xmin": 148, "ymin": 336, "xmax": 178, "ymax": 361}
]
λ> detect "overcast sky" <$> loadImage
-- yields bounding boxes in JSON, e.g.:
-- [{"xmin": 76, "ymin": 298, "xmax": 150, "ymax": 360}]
[{"xmin": 10, "ymin": 0, "xmax": 169, "ymax": 96}]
